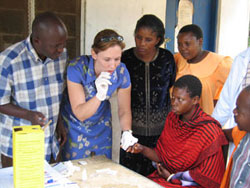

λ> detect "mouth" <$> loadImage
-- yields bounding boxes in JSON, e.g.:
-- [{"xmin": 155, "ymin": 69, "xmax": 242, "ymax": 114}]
[
  {"xmin": 181, "ymin": 52, "xmax": 189, "ymax": 58},
  {"xmin": 107, "ymin": 70, "xmax": 114, "ymax": 74},
  {"xmin": 137, "ymin": 48, "xmax": 146, "ymax": 53},
  {"xmin": 171, "ymin": 107, "xmax": 177, "ymax": 113}
]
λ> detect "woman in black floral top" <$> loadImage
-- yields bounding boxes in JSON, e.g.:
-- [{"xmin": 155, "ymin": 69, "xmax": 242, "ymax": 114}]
[{"xmin": 120, "ymin": 14, "xmax": 176, "ymax": 176}]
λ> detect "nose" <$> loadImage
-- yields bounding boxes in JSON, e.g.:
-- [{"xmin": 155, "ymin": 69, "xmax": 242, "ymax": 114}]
[
  {"xmin": 110, "ymin": 60, "xmax": 117, "ymax": 69},
  {"xmin": 171, "ymin": 98, "xmax": 177, "ymax": 106}
]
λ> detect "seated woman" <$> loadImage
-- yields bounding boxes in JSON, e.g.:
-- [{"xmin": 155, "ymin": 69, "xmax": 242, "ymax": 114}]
[
  {"xmin": 175, "ymin": 24, "xmax": 232, "ymax": 115},
  {"xmin": 127, "ymin": 75, "xmax": 228, "ymax": 188},
  {"xmin": 61, "ymin": 29, "xmax": 138, "ymax": 161}
]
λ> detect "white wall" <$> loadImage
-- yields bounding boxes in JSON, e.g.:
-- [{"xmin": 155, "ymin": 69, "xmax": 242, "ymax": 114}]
[
  {"xmin": 84, "ymin": 0, "xmax": 166, "ymax": 54},
  {"xmin": 217, "ymin": 0, "xmax": 250, "ymax": 58}
]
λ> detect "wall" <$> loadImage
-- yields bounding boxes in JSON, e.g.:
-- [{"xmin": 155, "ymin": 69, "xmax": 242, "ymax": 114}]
[
  {"xmin": 84, "ymin": 0, "xmax": 166, "ymax": 54},
  {"xmin": 217, "ymin": 0, "xmax": 250, "ymax": 58}
]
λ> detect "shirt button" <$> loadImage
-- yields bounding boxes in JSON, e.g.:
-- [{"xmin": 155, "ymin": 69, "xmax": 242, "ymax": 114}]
[
  {"xmin": 248, "ymin": 163, "xmax": 250, "ymax": 167},
  {"xmin": 239, "ymin": 181, "xmax": 243, "ymax": 184}
]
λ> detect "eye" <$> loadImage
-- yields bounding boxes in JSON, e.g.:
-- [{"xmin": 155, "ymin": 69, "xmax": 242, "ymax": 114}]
[
  {"xmin": 104, "ymin": 58, "xmax": 111, "ymax": 62},
  {"xmin": 178, "ymin": 98, "xmax": 184, "ymax": 102},
  {"xmin": 136, "ymin": 35, "xmax": 142, "ymax": 40},
  {"xmin": 145, "ymin": 38, "xmax": 152, "ymax": 42}
]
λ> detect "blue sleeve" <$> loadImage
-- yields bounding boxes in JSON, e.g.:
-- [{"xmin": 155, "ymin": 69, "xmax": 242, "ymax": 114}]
[
  {"xmin": 67, "ymin": 59, "xmax": 84, "ymax": 84},
  {"xmin": 118, "ymin": 63, "xmax": 131, "ymax": 89}
]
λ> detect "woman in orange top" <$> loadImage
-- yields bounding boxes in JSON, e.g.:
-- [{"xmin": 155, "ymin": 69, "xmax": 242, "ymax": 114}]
[{"xmin": 175, "ymin": 24, "xmax": 232, "ymax": 115}]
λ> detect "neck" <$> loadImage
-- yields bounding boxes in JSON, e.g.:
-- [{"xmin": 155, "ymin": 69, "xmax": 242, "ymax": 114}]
[
  {"xmin": 181, "ymin": 105, "xmax": 197, "ymax": 122},
  {"xmin": 31, "ymin": 35, "xmax": 46, "ymax": 61},
  {"xmin": 134, "ymin": 48, "xmax": 158, "ymax": 63},
  {"xmin": 187, "ymin": 50, "xmax": 208, "ymax": 64}
]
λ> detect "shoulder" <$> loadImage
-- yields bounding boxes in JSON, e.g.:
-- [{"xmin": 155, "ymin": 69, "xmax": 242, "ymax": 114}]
[
  {"xmin": 68, "ymin": 55, "xmax": 92, "ymax": 68},
  {"xmin": 232, "ymin": 47, "xmax": 250, "ymax": 67},
  {"xmin": 121, "ymin": 48, "xmax": 135, "ymax": 63},
  {"xmin": 208, "ymin": 52, "xmax": 232, "ymax": 64},
  {"xmin": 0, "ymin": 40, "xmax": 26, "ymax": 62},
  {"xmin": 159, "ymin": 48, "xmax": 174, "ymax": 56},
  {"xmin": 67, "ymin": 55, "xmax": 94, "ymax": 75},
  {"xmin": 116, "ymin": 63, "xmax": 130, "ymax": 79}
]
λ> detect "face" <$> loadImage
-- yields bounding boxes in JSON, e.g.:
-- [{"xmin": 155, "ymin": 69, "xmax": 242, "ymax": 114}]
[
  {"xmin": 233, "ymin": 90, "xmax": 250, "ymax": 132},
  {"xmin": 34, "ymin": 25, "xmax": 68, "ymax": 60},
  {"xmin": 92, "ymin": 45, "xmax": 122, "ymax": 75},
  {"xmin": 134, "ymin": 27, "xmax": 160, "ymax": 57},
  {"xmin": 177, "ymin": 32, "xmax": 202, "ymax": 61},
  {"xmin": 171, "ymin": 87, "xmax": 199, "ymax": 121}
]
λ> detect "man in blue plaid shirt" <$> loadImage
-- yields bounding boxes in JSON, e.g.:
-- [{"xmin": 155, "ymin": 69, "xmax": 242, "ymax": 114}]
[{"xmin": 0, "ymin": 11, "xmax": 68, "ymax": 167}]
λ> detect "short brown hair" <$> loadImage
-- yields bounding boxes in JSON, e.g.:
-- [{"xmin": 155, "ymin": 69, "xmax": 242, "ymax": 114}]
[{"xmin": 92, "ymin": 29, "xmax": 125, "ymax": 54}]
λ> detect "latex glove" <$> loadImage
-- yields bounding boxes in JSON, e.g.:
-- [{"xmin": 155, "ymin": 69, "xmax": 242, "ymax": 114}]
[
  {"xmin": 120, "ymin": 130, "xmax": 138, "ymax": 150},
  {"xmin": 95, "ymin": 72, "xmax": 112, "ymax": 101}
]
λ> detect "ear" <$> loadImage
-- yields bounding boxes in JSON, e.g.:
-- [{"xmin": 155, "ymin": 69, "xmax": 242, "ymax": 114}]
[
  {"xmin": 156, "ymin": 37, "xmax": 161, "ymax": 46},
  {"xmin": 198, "ymin": 38, "xmax": 203, "ymax": 46},
  {"xmin": 192, "ymin": 96, "xmax": 200, "ymax": 105},
  {"xmin": 32, "ymin": 35, "xmax": 40, "ymax": 46},
  {"xmin": 91, "ymin": 49, "xmax": 97, "ymax": 60}
]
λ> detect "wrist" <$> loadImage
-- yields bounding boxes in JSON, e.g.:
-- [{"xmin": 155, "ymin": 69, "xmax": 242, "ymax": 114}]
[{"xmin": 122, "ymin": 130, "xmax": 132, "ymax": 134}]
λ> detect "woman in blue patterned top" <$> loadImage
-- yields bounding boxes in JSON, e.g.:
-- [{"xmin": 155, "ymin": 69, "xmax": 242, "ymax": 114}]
[{"xmin": 61, "ymin": 29, "xmax": 138, "ymax": 160}]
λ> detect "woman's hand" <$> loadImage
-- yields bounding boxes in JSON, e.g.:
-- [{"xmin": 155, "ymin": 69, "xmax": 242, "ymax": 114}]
[
  {"xmin": 157, "ymin": 163, "xmax": 171, "ymax": 180},
  {"xmin": 125, "ymin": 143, "xmax": 143, "ymax": 153}
]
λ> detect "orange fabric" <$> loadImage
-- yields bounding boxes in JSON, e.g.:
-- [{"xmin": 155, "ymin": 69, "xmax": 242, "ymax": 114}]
[
  {"xmin": 174, "ymin": 52, "xmax": 232, "ymax": 115},
  {"xmin": 220, "ymin": 126, "xmax": 247, "ymax": 188}
]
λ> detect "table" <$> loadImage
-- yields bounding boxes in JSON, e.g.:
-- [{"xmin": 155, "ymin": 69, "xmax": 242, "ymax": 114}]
[{"xmin": 68, "ymin": 155, "xmax": 164, "ymax": 188}]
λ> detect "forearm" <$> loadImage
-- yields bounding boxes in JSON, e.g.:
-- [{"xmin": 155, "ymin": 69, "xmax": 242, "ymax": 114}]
[
  {"xmin": 141, "ymin": 146, "xmax": 161, "ymax": 162},
  {"xmin": 72, "ymin": 96, "xmax": 101, "ymax": 121},
  {"xmin": 118, "ymin": 109, "xmax": 132, "ymax": 131},
  {"xmin": 0, "ymin": 103, "xmax": 30, "ymax": 121}
]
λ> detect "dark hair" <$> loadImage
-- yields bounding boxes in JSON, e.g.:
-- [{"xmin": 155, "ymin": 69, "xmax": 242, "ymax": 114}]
[
  {"xmin": 178, "ymin": 24, "xmax": 203, "ymax": 39},
  {"xmin": 32, "ymin": 11, "xmax": 66, "ymax": 38},
  {"xmin": 174, "ymin": 75, "xmax": 202, "ymax": 98},
  {"xmin": 92, "ymin": 29, "xmax": 125, "ymax": 54},
  {"xmin": 134, "ymin": 14, "xmax": 165, "ymax": 47}
]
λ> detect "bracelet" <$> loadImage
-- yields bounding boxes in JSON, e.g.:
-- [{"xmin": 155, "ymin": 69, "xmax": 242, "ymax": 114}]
[{"xmin": 166, "ymin": 174, "xmax": 175, "ymax": 182}]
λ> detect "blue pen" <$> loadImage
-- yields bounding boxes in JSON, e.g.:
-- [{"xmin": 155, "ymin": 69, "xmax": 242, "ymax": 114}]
[{"xmin": 46, "ymin": 179, "xmax": 54, "ymax": 184}]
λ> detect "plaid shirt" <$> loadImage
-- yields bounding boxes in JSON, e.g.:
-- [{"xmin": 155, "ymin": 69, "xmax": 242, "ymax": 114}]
[{"xmin": 0, "ymin": 36, "xmax": 67, "ymax": 161}]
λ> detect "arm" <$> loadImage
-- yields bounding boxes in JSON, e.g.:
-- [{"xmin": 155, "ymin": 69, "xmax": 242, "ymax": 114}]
[
  {"xmin": 118, "ymin": 85, "xmax": 139, "ymax": 150},
  {"xmin": 117, "ymin": 85, "xmax": 132, "ymax": 131},
  {"xmin": 56, "ymin": 113, "xmax": 67, "ymax": 147},
  {"xmin": 67, "ymin": 79, "xmax": 101, "ymax": 121},
  {"xmin": 212, "ymin": 54, "xmax": 245, "ymax": 127},
  {"xmin": 129, "ymin": 143, "xmax": 161, "ymax": 162},
  {"xmin": 0, "ymin": 103, "xmax": 46, "ymax": 126}
]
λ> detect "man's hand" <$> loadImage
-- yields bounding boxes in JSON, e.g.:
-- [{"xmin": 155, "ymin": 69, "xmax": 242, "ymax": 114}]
[
  {"xmin": 56, "ymin": 115, "xmax": 67, "ymax": 147},
  {"xmin": 26, "ymin": 110, "xmax": 46, "ymax": 126}
]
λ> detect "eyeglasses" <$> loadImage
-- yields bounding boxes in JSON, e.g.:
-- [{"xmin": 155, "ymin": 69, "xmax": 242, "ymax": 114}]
[{"xmin": 100, "ymin": 36, "xmax": 124, "ymax": 42}]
